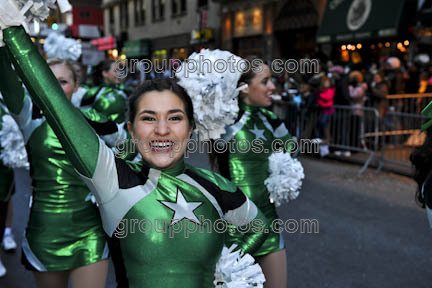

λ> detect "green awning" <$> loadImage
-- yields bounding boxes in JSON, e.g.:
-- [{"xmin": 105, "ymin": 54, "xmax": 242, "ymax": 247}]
[
  {"xmin": 317, "ymin": 0, "xmax": 416, "ymax": 43},
  {"xmin": 124, "ymin": 39, "xmax": 151, "ymax": 57}
]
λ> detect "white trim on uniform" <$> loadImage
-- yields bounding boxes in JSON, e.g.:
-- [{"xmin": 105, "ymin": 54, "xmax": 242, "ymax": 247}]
[{"xmin": 79, "ymin": 138, "xmax": 160, "ymax": 236}]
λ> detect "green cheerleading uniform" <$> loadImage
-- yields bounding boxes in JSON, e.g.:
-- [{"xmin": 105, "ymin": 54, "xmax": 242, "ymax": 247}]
[
  {"xmin": 4, "ymin": 26, "xmax": 270, "ymax": 287},
  {"xmin": 222, "ymin": 101, "xmax": 293, "ymax": 257},
  {"xmin": 0, "ymin": 48, "xmax": 127, "ymax": 271},
  {"xmin": 80, "ymin": 83, "xmax": 128, "ymax": 123}
]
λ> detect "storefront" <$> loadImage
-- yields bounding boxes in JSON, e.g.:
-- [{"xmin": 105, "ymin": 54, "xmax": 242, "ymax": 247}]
[
  {"xmin": 221, "ymin": 3, "xmax": 274, "ymax": 60},
  {"xmin": 316, "ymin": 0, "xmax": 417, "ymax": 64},
  {"xmin": 151, "ymin": 33, "xmax": 190, "ymax": 60},
  {"xmin": 273, "ymin": 0, "xmax": 326, "ymax": 59},
  {"xmin": 124, "ymin": 39, "xmax": 151, "ymax": 59}
]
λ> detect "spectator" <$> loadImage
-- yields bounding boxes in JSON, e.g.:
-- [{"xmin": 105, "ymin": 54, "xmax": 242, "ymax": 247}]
[
  {"xmin": 330, "ymin": 66, "xmax": 352, "ymax": 156},
  {"xmin": 370, "ymin": 71, "xmax": 389, "ymax": 118},
  {"xmin": 349, "ymin": 71, "xmax": 368, "ymax": 149},
  {"xmin": 316, "ymin": 76, "xmax": 335, "ymax": 157}
]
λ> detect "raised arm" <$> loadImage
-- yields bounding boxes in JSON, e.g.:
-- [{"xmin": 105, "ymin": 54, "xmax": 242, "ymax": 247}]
[{"xmin": 3, "ymin": 26, "xmax": 99, "ymax": 177}]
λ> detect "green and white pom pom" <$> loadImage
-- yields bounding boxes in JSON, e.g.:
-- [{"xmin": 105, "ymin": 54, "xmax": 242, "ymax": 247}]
[
  {"xmin": 214, "ymin": 244, "xmax": 265, "ymax": 288},
  {"xmin": 264, "ymin": 152, "xmax": 304, "ymax": 207}
]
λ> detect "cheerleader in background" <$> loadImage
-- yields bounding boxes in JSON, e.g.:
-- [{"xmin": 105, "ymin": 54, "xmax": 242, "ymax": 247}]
[
  {"xmin": 78, "ymin": 59, "xmax": 129, "ymax": 124},
  {"xmin": 0, "ymin": 49, "xmax": 128, "ymax": 288},
  {"xmin": 210, "ymin": 56, "xmax": 296, "ymax": 288}
]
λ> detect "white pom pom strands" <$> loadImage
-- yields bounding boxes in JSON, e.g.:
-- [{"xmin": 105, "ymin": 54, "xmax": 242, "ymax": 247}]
[
  {"xmin": 56, "ymin": 0, "xmax": 71, "ymax": 13},
  {"xmin": 0, "ymin": 0, "xmax": 28, "ymax": 30},
  {"xmin": 0, "ymin": 0, "xmax": 71, "ymax": 30},
  {"xmin": 264, "ymin": 152, "xmax": 304, "ymax": 207},
  {"xmin": 176, "ymin": 49, "xmax": 245, "ymax": 141},
  {"xmin": 214, "ymin": 245, "xmax": 265, "ymax": 288},
  {"xmin": 0, "ymin": 115, "xmax": 29, "ymax": 169},
  {"xmin": 44, "ymin": 32, "xmax": 82, "ymax": 61}
]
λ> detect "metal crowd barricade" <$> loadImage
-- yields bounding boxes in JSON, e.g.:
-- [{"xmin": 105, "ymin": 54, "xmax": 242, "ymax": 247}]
[
  {"xmin": 375, "ymin": 111, "xmax": 426, "ymax": 171},
  {"xmin": 272, "ymin": 101, "xmax": 380, "ymax": 174},
  {"xmin": 329, "ymin": 105, "xmax": 380, "ymax": 174},
  {"xmin": 386, "ymin": 93, "xmax": 432, "ymax": 115},
  {"xmin": 374, "ymin": 93, "xmax": 430, "ymax": 172},
  {"xmin": 273, "ymin": 94, "xmax": 432, "ymax": 175}
]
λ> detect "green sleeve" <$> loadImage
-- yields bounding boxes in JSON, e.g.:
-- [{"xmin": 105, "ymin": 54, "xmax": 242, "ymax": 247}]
[
  {"xmin": 3, "ymin": 26, "xmax": 99, "ymax": 178},
  {"xmin": 233, "ymin": 208, "xmax": 270, "ymax": 255},
  {"xmin": 0, "ymin": 47, "xmax": 25, "ymax": 114}
]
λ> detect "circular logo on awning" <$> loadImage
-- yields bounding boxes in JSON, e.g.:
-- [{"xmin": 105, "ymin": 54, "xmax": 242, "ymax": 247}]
[{"xmin": 347, "ymin": 0, "xmax": 372, "ymax": 31}]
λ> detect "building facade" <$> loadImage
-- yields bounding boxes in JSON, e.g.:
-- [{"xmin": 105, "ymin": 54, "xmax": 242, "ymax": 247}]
[
  {"xmin": 102, "ymin": 0, "xmax": 221, "ymax": 59},
  {"xmin": 219, "ymin": 0, "xmax": 326, "ymax": 61}
]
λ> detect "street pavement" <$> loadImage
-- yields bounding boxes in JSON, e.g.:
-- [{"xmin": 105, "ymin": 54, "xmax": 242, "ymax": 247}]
[{"xmin": 0, "ymin": 152, "xmax": 430, "ymax": 288}]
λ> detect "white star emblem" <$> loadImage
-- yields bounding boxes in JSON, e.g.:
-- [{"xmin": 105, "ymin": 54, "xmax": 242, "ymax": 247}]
[
  {"xmin": 160, "ymin": 188, "xmax": 203, "ymax": 226},
  {"xmin": 249, "ymin": 124, "xmax": 267, "ymax": 140}
]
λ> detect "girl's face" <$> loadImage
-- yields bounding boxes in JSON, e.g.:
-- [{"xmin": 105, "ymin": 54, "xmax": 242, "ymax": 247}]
[
  {"xmin": 103, "ymin": 62, "xmax": 121, "ymax": 85},
  {"xmin": 50, "ymin": 64, "xmax": 77, "ymax": 100},
  {"xmin": 242, "ymin": 64, "xmax": 275, "ymax": 107},
  {"xmin": 127, "ymin": 90, "xmax": 192, "ymax": 170}
]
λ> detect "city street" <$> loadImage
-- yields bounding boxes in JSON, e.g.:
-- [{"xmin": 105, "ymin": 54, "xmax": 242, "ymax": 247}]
[{"xmin": 0, "ymin": 152, "xmax": 429, "ymax": 288}]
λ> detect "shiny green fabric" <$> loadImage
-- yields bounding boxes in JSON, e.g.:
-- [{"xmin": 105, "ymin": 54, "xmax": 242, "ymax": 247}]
[
  {"xmin": 24, "ymin": 121, "xmax": 107, "ymax": 271},
  {"xmin": 0, "ymin": 38, "xmax": 106, "ymax": 270},
  {"xmin": 120, "ymin": 161, "xmax": 223, "ymax": 288},
  {"xmin": 119, "ymin": 160, "xmax": 268, "ymax": 287},
  {"xmin": 226, "ymin": 101, "xmax": 293, "ymax": 256},
  {"xmin": 84, "ymin": 84, "xmax": 127, "ymax": 123},
  {"xmin": 2, "ymin": 27, "xmax": 269, "ymax": 285},
  {"xmin": 0, "ymin": 48, "xmax": 24, "ymax": 114},
  {"xmin": 3, "ymin": 26, "xmax": 99, "ymax": 177}
]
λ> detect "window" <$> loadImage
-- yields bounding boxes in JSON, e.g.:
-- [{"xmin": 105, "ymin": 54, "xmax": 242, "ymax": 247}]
[
  {"xmin": 79, "ymin": 10, "xmax": 90, "ymax": 19},
  {"xmin": 120, "ymin": 2, "xmax": 129, "ymax": 29},
  {"xmin": 198, "ymin": 0, "xmax": 208, "ymax": 9},
  {"xmin": 109, "ymin": 7, "xmax": 114, "ymax": 24},
  {"xmin": 171, "ymin": 0, "xmax": 186, "ymax": 16},
  {"xmin": 135, "ymin": 0, "xmax": 146, "ymax": 25},
  {"xmin": 152, "ymin": 0, "xmax": 165, "ymax": 21},
  {"xmin": 171, "ymin": 0, "xmax": 178, "ymax": 15},
  {"xmin": 180, "ymin": 0, "xmax": 186, "ymax": 13}
]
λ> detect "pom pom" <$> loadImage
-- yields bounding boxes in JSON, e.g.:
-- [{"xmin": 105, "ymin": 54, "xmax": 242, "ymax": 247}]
[
  {"xmin": 56, "ymin": 0, "xmax": 71, "ymax": 13},
  {"xmin": 214, "ymin": 244, "xmax": 265, "ymax": 288},
  {"xmin": 0, "ymin": 114, "xmax": 29, "ymax": 169},
  {"xmin": 0, "ymin": 0, "xmax": 71, "ymax": 29},
  {"xmin": 176, "ymin": 49, "xmax": 245, "ymax": 140},
  {"xmin": 44, "ymin": 32, "xmax": 82, "ymax": 61},
  {"xmin": 0, "ymin": 30, "xmax": 4, "ymax": 47},
  {"xmin": 264, "ymin": 152, "xmax": 304, "ymax": 207}
]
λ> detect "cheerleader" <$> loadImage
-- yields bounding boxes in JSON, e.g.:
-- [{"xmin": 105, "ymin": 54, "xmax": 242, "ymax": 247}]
[
  {"xmin": 78, "ymin": 59, "xmax": 128, "ymax": 123},
  {"xmin": 211, "ymin": 56, "xmax": 294, "ymax": 288},
  {"xmin": 0, "ymin": 49, "xmax": 128, "ymax": 287},
  {"xmin": 3, "ymin": 26, "xmax": 270, "ymax": 288}
]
